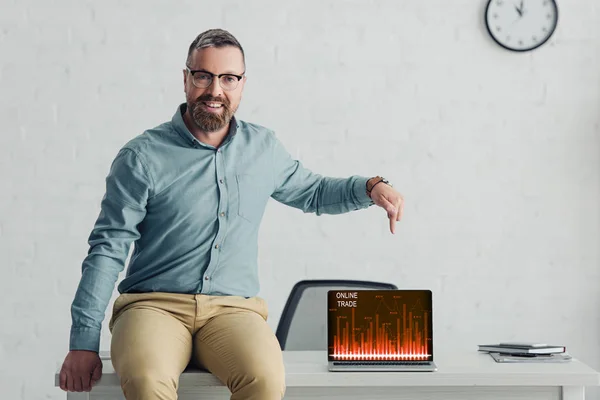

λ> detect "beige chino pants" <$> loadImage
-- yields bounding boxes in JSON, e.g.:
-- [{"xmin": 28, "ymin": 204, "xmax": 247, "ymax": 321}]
[{"xmin": 108, "ymin": 292, "xmax": 286, "ymax": 400}]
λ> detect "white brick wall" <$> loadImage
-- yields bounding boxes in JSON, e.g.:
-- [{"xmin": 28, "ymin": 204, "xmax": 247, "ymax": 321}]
[{"xmin": 1, "ymin": 0, "xmax": 599, "ymax": 398}]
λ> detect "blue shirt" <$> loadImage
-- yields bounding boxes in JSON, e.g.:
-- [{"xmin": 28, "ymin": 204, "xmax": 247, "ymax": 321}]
[{"xmin": 69, "ymin": 104, "xmax": 374, "ymax": 352}]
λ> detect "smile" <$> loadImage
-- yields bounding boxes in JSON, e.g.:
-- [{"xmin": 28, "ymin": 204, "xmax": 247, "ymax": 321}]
[{"xmin": 203, "ymin": 102, "xmax": 223, "ymax": 109}]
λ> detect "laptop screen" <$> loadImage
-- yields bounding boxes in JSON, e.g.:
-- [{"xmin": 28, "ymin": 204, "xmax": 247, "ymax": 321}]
[{"xmin": 327, "ymin": 289, "xmax": 433, "ymax": 362}]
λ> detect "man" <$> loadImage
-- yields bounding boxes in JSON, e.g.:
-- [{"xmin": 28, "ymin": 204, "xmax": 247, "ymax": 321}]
[{"xmin": 59, "ymin": 29, "xmax": 404, "ymax": 399}]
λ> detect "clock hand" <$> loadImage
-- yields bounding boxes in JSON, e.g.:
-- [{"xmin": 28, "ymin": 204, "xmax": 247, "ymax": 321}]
[{"xmin": 514, "ymin": 5, "xmax": 523, "ymax": 16}]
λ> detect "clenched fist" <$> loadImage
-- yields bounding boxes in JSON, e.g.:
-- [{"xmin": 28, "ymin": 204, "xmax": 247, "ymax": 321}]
[{"xmin": 59, "ymin": 350, "xmax": 103, "ymax": 392}]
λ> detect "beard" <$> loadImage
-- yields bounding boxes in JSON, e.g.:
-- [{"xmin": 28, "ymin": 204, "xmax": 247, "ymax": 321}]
[{"xmin": 188, "ymin": 95, "xmax": 237, "ymax": 133}]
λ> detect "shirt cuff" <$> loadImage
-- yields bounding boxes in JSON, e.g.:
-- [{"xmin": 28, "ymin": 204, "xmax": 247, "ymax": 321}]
[
  {"xmin": 69, "ymin": 327, "xmax": 101, "ymax": 353},
  {"xmin": 353, "ymin": 176, "xmax": 375, "ymax": 207}
]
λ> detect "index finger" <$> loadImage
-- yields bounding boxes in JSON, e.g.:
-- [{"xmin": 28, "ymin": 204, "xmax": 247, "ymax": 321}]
[
  {"xmin": 389, "ymin": 210, "xmax": 397, "ymax": 234},
  {"xmin": 59, "ymin": 369, "xmax": 67, "ymax": 391}
]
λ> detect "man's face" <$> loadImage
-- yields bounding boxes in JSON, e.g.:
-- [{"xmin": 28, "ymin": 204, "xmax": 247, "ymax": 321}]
[{"xmin": 183, "ymin": 46, "xmax": 246, "ymax": 132}]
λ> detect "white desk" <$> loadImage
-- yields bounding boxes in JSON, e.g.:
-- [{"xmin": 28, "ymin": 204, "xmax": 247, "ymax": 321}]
[{"xmin": 55, "ymin": 350, "xmax": 600, "ymax": 400}]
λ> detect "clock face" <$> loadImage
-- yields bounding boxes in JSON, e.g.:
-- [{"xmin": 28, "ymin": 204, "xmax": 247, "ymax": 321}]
[{"xmin": 485, "ymin": 0, "xmax": 558, "ymax": 52}]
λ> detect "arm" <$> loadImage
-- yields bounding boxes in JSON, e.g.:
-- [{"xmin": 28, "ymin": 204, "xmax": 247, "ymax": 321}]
[
  {"xmin": 69, "ymin": 148, "xmax": 151, "ymax": 352},
  {"xmin": 270, "ymin": 133, "xmax": 373, "ymax": 215}
]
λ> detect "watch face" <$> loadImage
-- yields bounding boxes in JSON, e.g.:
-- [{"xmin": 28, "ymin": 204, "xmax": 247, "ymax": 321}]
[{"xmin": 485, "ymin": 0, "xmax": 558, "ymax": 52}]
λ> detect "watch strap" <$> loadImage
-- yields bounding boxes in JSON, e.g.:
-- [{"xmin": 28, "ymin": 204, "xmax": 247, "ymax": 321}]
[{"xmin": 366, "ymin": 176, "xmax": 389, "ymax": 197}]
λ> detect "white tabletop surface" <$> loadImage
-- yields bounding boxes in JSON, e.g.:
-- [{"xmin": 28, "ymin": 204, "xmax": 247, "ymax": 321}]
[{"xmin": 55, "ymin": 350, "xmax": 600, "ymax": 388}]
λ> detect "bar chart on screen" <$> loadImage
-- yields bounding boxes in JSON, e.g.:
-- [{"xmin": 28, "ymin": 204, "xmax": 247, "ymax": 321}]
[{"xmin": 328, "ymin": 290, "xmax": 433, "ymax": 361}]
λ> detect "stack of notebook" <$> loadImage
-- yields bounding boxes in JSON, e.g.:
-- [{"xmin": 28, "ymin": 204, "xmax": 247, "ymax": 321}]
[{"xmin": 478, "ymin": 342, "xmax": 572, "ymax": 363}]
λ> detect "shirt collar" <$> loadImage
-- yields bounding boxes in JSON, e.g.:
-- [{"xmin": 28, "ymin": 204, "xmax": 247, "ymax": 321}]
[{"xmin": 172, "ymin": 103, "xmax": 239, "ymax": 148}]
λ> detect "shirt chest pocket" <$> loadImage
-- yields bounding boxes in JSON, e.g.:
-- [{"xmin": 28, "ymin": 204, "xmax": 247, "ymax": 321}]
[{"xmin": 235, "ymin": 174, "xmax": 272, "ymax": 224}]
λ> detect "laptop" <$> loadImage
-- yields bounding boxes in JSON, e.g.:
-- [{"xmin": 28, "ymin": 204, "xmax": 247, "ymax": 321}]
[{"xmin": 327, "ymin": 289, "xmax": 437, "ymax": 372}]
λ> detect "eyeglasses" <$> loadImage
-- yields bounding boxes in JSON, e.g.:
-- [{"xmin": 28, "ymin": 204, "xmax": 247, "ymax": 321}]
[{"xmin": 186, "ymin": 67, "xmax": 245, "ymax": 91}]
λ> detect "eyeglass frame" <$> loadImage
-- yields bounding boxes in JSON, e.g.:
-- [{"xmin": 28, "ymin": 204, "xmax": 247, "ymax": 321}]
[{"xmin": 185, "ymin": 67, "xmax": 245, "ymax": 91}]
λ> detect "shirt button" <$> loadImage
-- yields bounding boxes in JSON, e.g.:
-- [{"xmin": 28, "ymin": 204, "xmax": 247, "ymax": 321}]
[
  {"xmin": 219, "ymin": 179, "xmax": 224, "ymax": 184},
  {"xmin": 214, "ymin": 244, "xmax": 220, "ymax": 249},
  {"xmin": 220, "ymin": 212, "xmax": 225, "ymax": 217},
  {"xmin": 205, "ymin": 276, "xmax": 209, "ymax": 280}
]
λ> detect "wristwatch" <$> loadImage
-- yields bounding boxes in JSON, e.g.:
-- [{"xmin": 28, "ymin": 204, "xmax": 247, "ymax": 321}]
[{"xmin": 366, "ymin": 176, "xmax": 391, "ymax": 198}]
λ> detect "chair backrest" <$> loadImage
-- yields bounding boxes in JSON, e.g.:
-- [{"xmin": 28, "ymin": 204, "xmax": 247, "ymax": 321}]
[{"xmin": 275, "ymin": 279, "xmax": 398, "ymax": 350}]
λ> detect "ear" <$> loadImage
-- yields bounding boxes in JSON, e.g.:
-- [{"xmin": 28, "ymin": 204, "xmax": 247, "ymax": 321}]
[{"xmin": 183, "ymin": 69, "xmax": 188, "ymax": 91}]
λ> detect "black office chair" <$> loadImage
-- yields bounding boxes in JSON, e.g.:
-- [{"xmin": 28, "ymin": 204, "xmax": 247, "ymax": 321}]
[{"xmin": 275, "ymin": 279, "xmax": 398, "ymax": 350}]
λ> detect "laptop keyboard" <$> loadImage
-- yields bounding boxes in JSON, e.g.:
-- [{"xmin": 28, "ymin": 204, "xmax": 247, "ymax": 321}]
[{"xmin": 333, "ymin": 361, "xmax": 431, "ymax": 366}]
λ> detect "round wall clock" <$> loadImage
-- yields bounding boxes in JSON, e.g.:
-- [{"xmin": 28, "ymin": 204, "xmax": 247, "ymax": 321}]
[{"xmin": 485, "ymin": 0, "xmax": 558, "ymax": 52}]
